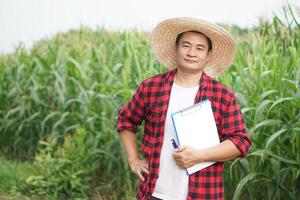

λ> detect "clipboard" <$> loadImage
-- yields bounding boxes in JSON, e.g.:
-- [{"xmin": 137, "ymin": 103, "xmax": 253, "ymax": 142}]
[{"xmin": 171, "ymin": 100, "xmax": 220, "ymax": 175}]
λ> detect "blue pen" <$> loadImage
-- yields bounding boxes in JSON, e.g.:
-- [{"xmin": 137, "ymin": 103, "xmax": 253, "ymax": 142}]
[{"xmin": 170, "ymin": 138, "xmax": 178, "ymax": 149}]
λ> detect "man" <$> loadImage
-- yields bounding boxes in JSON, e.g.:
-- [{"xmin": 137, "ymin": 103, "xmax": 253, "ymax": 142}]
[{"xmin": 117, "ymin": 17, "xmax": 251, "ymax": 200}]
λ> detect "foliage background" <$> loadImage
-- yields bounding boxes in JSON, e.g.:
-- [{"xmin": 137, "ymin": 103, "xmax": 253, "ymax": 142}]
[{"xmin": 0, "ymin": 6, "xmax": 299, "ymax": 200}]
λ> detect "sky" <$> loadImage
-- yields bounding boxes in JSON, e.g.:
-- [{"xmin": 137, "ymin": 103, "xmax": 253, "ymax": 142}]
[{"xmin": 0, "ymin": 0, "xmax": 299, "ymax": 54}]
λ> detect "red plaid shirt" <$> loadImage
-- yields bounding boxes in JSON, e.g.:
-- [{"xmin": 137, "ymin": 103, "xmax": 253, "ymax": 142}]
[{"xmin": 117, "ymin": 68, "xmax": 251, "ymax": 200}]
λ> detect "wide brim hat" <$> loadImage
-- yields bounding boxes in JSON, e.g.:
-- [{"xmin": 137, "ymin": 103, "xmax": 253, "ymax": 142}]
[{"xmin": 150, "ymin": 17, "xmax": 236, "ymax": 77}]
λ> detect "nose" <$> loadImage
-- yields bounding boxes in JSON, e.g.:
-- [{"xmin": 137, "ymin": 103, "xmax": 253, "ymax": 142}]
[{"xmin": 187, "ymin": 47, "xmax": 196, "ymax": 57}]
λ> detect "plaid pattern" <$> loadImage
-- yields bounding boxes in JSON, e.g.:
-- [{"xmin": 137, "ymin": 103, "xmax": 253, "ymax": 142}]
[{"xmin": 117, "ymin": 68, "xmax": 251, "ymax": 200}]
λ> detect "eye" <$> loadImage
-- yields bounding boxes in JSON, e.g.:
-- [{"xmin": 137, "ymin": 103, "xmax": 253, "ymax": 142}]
[{"xmin": 182, "ymin": 44, "xmax": 189, "ymax": 48}]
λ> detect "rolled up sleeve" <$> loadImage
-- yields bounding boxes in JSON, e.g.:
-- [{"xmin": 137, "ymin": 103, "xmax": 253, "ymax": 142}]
[
  {"xmin": 220, "ymin": 94, "xmax": 251, "ymax": 158},
  {"xmin": 117, "ymin": 82, "xmax": 146, "ymax": 133}
]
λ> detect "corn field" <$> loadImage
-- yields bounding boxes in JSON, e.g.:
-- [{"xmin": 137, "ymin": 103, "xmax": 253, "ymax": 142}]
[{"xmin": 0, "ymin": 6, "xmax": 299, "ymax": 200}]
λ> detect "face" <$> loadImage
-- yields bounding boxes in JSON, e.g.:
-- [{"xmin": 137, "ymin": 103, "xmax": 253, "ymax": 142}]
[{"xmin": 176, "ymin": 31, "xmax": 211, "ymax": 73}]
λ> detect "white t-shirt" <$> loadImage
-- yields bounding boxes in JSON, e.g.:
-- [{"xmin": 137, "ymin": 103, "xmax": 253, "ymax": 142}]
[{"xmin": 152, "ymin": 82, "xmax": 199, "ymax": 200}]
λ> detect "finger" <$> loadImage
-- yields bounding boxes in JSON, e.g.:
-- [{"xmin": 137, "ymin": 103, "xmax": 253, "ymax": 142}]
[
  {"xmin": 174, "ymin": 157, "xmax": 184, "ymax": 165},
  {"xmin": 136, "ymin": 169, "xmax": 145, "ymax": 181},
  {"xmin": 173, "ymin": 152, "xmax": 181, "ymax": 158},
  {"xmin": 174, "ymin": 159, "xmax": 183, "ymax": 166},
  {"xmin": 175, "ymin": 148, "xmax": 182, "ymax": 153},
  {"xmin": 180, "ymin": 146, "xmax": 187, "ymax": 151},
  {"xmin": 186, "ymin": 161, "xmax": 195, "ymax": 168},
  {"xmin": 141, "ymin": 160, "xmax": 149, "ymax": 170},
  {"xmin": 172, "ymin": 152, "xmax": 178, "ymax": 158},
  {"xmin": 141, "ymin": 166, "xmax": 150, "ymax": 174},
  {"xmin": 180, "ymin": 161, "xmax": 188, "ymax": 169},
  {"xmin": 175, "ymin": 156, "xmax": 182, "ymax": 162},
  {"xmin": 176, "ymin": 146, "xmax": 185, "ymax": 152},
  {"xmin": 177, "ymin": 164, "xmax": 185, "ymax": 169}
]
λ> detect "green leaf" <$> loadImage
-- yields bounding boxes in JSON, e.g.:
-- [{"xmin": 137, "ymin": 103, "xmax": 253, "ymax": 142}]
[
  {"xmin": 254, "ymin": 100, "xmax": 274, "ymax": 123},
  {"xmin": 233, "ymin": 173, "xmax": 258, "ymax": 200},
  {"xmin": 249, "ymin": 119, "xmax": 282, "ymax": 134},
  {"xmin": 268, "ymin": 97, "xmax": 294, "ymax": 113},
  {"xmin": 259, "ymin": 89, "xmax": 277, "ymax": 101},
  {"xmin": 265, "ymin": 128, "xmax": 287, "ymax": 149}
]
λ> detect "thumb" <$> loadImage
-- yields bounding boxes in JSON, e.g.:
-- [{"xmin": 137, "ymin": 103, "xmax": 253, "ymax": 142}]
[{"xmin": 176, "ymin": 146, "xmax": 185, "ymax": 152}]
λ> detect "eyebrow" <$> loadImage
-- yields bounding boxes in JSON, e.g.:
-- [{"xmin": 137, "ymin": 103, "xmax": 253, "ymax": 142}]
[{"xmin": 181, "ymin": 41, "xmax": 206, "ymax": 48}]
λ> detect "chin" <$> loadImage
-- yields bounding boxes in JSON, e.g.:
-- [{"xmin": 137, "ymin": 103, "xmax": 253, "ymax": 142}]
[
  {"xmin": 180, "ymin": 67, "xmax": 204, "ymax": 73},
  {"xmin": 181, "ymin": 64, "xmax": 202, "ymax": 70}
]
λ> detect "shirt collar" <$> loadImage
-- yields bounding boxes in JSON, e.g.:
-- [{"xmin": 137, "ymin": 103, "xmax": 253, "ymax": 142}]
[{"xmin": 165, "ymin": 68, "xmax": 210, "ymax": 89}]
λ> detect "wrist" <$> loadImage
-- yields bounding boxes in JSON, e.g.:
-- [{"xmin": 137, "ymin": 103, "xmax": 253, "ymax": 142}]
[
  {"xmin": 128, "ymin": 155, "xmax": 139, "ymax": 163},
  {"xmin": 196, "ymin": 149, "xmax": 207, "ymax": 163}
]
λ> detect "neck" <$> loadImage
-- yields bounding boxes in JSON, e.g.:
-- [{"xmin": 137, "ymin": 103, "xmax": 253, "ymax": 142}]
[{"xmin": 174, "ymin": 68, "xmax": 203, "ymax": 88}]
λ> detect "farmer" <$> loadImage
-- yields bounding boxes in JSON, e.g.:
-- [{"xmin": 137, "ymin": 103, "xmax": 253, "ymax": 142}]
[{"xmin": 117, "ymin": 17, "xmax": 251, "ymax": 200}]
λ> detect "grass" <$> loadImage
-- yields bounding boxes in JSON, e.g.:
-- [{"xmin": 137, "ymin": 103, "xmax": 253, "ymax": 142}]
[{"xmin": 0, "ymin": 156, "xmax": 33, "ymax": 198}]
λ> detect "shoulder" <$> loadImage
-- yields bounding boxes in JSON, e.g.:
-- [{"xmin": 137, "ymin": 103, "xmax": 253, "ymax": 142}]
[
  {"xmin": 205, "ymin": 75, "xmax": 236, "ymax": 105},
  {"xmin": 141, "ymin": 70, "xmax": 171, "ymax": 86},
  {"xmin": 207, "ymin": 76, "xmax": 234, "ymax": 96},
  {"xmin": 132, "ymin": 70, "xmax": 170, "ymax": 97},
  {"xmin": 211, "ymin": 78, "xmax": 235, "ymax": 97}
]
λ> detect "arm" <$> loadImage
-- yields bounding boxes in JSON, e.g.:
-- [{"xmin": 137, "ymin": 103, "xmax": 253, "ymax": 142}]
[
  {"xmin": 117, "ymin": 82, "xmax": 149, "ymax": 180},
  {"xmin": 201, "ymin": 140, "xmax": 242, "ymax": 162},
  {"xmin": 173, "ymin": 93, "xmax": 251, "ymax": 169},
  {"xmin": 119, "ymin": 129, "xmax": 149, "ymax": 181},
  {"xmin": 117, "ymin": 82, "xmax": 146, "ymax": 133}
]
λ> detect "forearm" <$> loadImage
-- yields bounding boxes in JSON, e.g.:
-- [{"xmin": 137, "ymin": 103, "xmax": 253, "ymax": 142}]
[
  {"xmin": 197, "ymin": 140, "xmax": 242, "ymax": 162},
  {"xmin": 119, "ymin": 129, "xmax": 139, "ymax": 162},
  {"xmin": 119, "ymin": 129, "xmax": 149, "ymax": 180}
]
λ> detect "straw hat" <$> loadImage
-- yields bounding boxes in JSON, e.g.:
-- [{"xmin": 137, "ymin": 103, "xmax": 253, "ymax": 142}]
[{"xmin": 150, "ymin": 17, "xmax": 236, "ymax": 77}]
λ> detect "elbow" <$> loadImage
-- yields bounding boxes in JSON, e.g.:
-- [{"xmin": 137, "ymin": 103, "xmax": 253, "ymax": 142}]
[{"xmin": 225, "ymin": 135, "xmax": 251, "ymax": 158}]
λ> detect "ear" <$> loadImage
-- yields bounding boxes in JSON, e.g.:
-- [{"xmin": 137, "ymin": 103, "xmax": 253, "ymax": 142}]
[{"xmin": 205, "ymin": 51, "xmax": 212, "ymax": 62}]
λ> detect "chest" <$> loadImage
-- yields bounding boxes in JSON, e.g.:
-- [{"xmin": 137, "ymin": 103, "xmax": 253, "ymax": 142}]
[{"xmin": 144, "ymin": 85, "xmax": 224, "ymax": 129}]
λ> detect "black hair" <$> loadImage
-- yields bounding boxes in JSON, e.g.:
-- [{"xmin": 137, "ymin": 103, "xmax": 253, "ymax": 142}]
[{"xmin": 175, "ymin": 31, "xmax": 212, "ymax": 52}]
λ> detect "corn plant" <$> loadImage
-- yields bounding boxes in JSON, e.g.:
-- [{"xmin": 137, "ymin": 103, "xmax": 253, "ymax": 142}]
[{"xmin": 219, "ymin": 5, "xmax": 300, "ymax": 200}]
